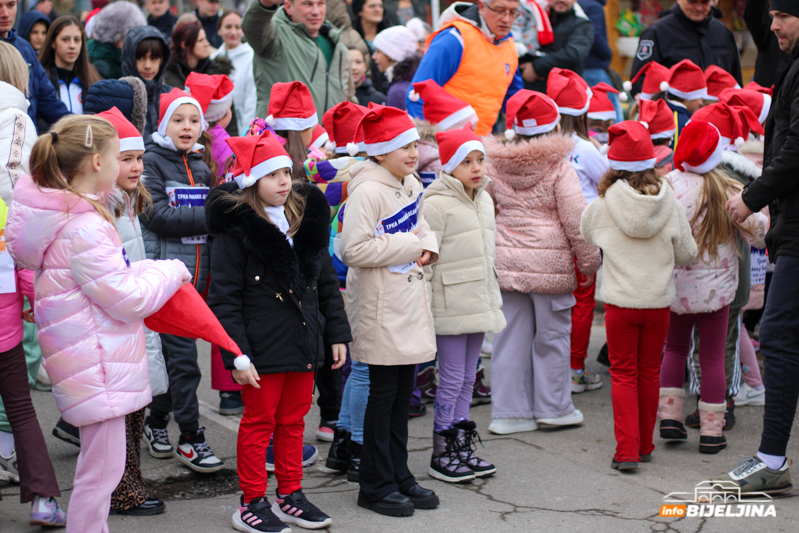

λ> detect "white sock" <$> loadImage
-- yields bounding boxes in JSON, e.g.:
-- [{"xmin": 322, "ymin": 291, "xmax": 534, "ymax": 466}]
[
  {"xmin": 0, "ymin": 430, "xmax": 14, "ymax": 457},
  {"xmin": 757, "ymin": 452, "xmax": 786, "ymax": 470}
]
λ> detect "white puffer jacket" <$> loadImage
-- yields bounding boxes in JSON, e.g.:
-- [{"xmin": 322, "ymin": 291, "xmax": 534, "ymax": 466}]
[{"xmin": 0, "ymin": 81, "xmax": 38, "ymax": 207}]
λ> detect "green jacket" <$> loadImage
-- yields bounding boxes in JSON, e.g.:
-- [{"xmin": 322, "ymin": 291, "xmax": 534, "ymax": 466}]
[
  {"xmin": 87, "ymin": 39, "xmax": 122, "ymax": 80},
  {"xmin": 242, "ymin": 2, "xmax": 354, "ymax": 117}
]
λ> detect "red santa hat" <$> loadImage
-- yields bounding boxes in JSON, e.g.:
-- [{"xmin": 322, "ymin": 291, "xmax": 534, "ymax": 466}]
[
  {"xmin": 674, "ymin": 120, "xmax": 724, "ymax": 174},
  {"xmin": 225, "ymin": 130, "xmax": 293, "ymax": 189},
  {"xmin": 720, "ymin": 88, "xmax": 772, "ymax": 124},
  {"xmin": 623, "ymin": 61, "xmax": 670, "ymax": 100},
  {"xmin": 158, "ymin": 87, "xmax": 206, "ymax": 136},
  {"xmin": 547, "ymin": 68, "xmax": 593, "ymax": 116},
  {"xmin": 743, "ymin": 80, "xmax": 773, "ymax": 96},
  {"xmin": 184, "ymin": 72, "xmax": 235, "ymax": 123},
  {"xmin": 310, "ymin": 124, "xmax": 329, "ymax": 150},
  {"xmin": 96, "ymin": 106, "xmax": 144, "ymax": 152},
  {"xmin": 587, "ymin": 82, "xmax": 625, "ymax": 121},
  {"xmin": 704, "ymin": 66, "xmax": 740, "ymax": 102},
  {"xmin": 322, "ymin": 101, "xmax": 367, "ymax": 155},
  {"xmin": 504, "ymin": 89, "xmax": 559, "ymax": 140},
  {"xmin": 691, "ymin": 102, "xmax": 763, "ymax": 148},
  {"xmin": 435, "ymin": 123, "xmax": 484, "ymax": 175},
  {"xmin": 603, "ymin": 121, "xmax": 657, "ymax": 172},
  {"xmin": 637, "ymin": 99, "xmax": 676, "ymax": 140},
  {"xmin": 408, "ymin": 80, "xmax": 478, "ymax": 131},
  {"xmin": 266, "ymin": 81, "xmax": 318, "ymax": 132},
  {"xmin": 355, "ymin": 105, "xmax": 419, "ymax": 156},
  {"xmin": 663, "ymin": 59, "xmax": 707, "ymax": 100}
]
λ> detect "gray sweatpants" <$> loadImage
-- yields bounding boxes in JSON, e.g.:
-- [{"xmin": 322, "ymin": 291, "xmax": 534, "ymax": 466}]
[
  {"xmin": 491, "ymin": 291, "xmax": 577, "ymax": 420},
  {"xmin": 149, "ymin": 333, "xmax": 202, "ymax": 435}
]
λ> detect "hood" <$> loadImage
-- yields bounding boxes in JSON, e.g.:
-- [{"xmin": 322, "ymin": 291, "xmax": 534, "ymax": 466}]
[
  {"xmin": 0, "ymin": 81, "xmax": 30, "ymax": 113},
  {"xmin": 122, "ymin": 25, "xmax": 171, "ymax": 90},
  {"xmin": 6, "ymin": 175, "xmax": 99, "ymax": 271},
  {"xmin": 604, "ymin": 177, "xmax": 675, "ymax": 239},
  {"xmin": 423, "ymin": 171, "xmax": 490, "ymax": 203},
  {"xmin": 411, "ymin": 118, "xmax": 441, "ymax": 141},
  {"xmin": 721, "ymin": 150, "xmax": 762, "ymax": 182},
  {"xmin": 348, "ymin": 160, "xmax": 415, "ymax": 196},
  {"xmin": 19, "ymin": 10, "xmax": 50, "ymax": 42},
  {"xmin": 389, "ymin": 54, "xmax": 422, "ymax": 84},
  {"xmin": 737, "ymin": 138, "xmax": 764, "ymax": 156},
  {"xmin": 483, "ymin": 133, "xmax": 574, "ymax": 190}
]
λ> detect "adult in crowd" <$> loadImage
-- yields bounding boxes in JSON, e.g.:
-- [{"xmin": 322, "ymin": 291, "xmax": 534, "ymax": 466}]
[
  {"xmin": 0, "ymin": 0, "xmax": 68, "ymax": 129},
  {"xmin": 212, "ymin": 10, "xmax": 257, "ymax": 135},
  {"xmin": 578, "ymin": 0, "xmax": 621, "ymax": 122},
  {"xmin": 195, "ymin": 0, "xmax": 223, "ymax": 49},
  {"xmin": 87, "ymin": 0, "xmax": 147, "ymax": 79},
  {"xmin": 407, "ymin": 0, "xmax": 522, "ymax": 136},
  {"xmin": 326, "ymin": 0, "xmax": 370, "ymax": 58},
  {"xmin": 18, "ymin": 9, "xmax": 50, "ymax": 53},
  {"xmin": 384, "ymin": 0, "xmax": 427, "ymax": 26},
  {"xmin": 242, "ymin": 0, "xmax": 354, "ymax": 116},
  {"xmin": 523, "ymin": 0, "xmax": 593, "ymax": 92},
  {"xmin": 350, "ymin": 45, "xmax": 386, "ymax": 105},
  {"xmin": 721, "ymin": 1, "xmax": 799, "ymax": 495},
  {"xmin": 372, "ymin": 25, "xmax": 419, "ymax": 109},
  {"xmin": 31, "ymin": 0, "xmax": 57, "ymax": 23},
  {"xmin": 146, "ymin": 0, "xmax": 178, "ymax": 44},
  {"xmin": 630, "ymin": 0, "xmax": 742, "ymax": 95},
  {"xmin": 745, "ymin": 0, "xmax": 792, "ymax": 88},
  {"xmin": 351, "ymin": 0, "xmax": 395, "ymax": 92}
]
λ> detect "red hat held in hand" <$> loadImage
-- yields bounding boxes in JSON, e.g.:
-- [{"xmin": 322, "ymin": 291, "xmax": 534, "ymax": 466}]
[{"xmin": 603, "ymin": 121, "xmax": 657, "ymax": 172}]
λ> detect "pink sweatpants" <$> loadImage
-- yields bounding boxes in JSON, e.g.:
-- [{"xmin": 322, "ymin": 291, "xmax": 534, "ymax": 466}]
[
  {"xmin": 67, "ymin": 416, "xmax": 126, "ymax": 533},
  {"xmin": 739, "ymin": 328, "xmax": 764, "ymax": 388}
]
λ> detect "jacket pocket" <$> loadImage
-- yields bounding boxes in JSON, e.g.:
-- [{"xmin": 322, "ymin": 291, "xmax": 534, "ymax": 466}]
[
  {"xmin": 442, "ymin": 266, "xmax": 487, "ymax": 317},
  {"xmin": 541, "ymin": 293, "xmax": 576, "ymax": 341}
]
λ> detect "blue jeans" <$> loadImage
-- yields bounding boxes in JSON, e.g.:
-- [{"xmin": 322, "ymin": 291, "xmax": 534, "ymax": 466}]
[
  {"xmin": 582, "ymin": 68, "xmax": 624, "ymax": 123},
  {"xmin": 337, "ymin": 361, "xmax": 369, "ymax": 444}
]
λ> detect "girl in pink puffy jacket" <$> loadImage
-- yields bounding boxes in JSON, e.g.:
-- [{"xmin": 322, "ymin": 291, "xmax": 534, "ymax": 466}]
[{"xmin": 6, "ymin": 115, "xmax": 189, "ymax": 533}]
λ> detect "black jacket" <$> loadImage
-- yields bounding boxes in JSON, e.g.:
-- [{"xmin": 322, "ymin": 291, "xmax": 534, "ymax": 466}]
[
  {"xmin": 630, "ymin": 4, "xmax": 742, "ymax": 95},
  {"xmin": 148, "ymin": 11, "xmax": 178, "ymax": 44},
  {"xmin": 206, "ymin": 182, "xmax": 351, "ymax": 374},
  {"xmin": 744, "ymin": 0, "xmax": 791, "ymax": 88},
  {"xmin": 742, "ymin": 45, "xmax": 799, "ymax": 260},
  {"xmin": 355, "ymin": 77, "xmax": 386, "ymax": 106},
  {"xmin": 195, "ymin": 10, "xmax": 223, "ymax": 49},
  {"xmin": 529, "ymin": 6, "xmax": 594, "ymax": 92}
]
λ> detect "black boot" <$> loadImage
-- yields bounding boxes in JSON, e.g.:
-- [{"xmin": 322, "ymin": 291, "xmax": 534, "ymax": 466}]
[
  {"xmin": 325, "ymin": 428, "xmax": 350, "ymax": 472},
  {"xmin": 347, "ymin": 440, "xmax": 362, "ymax": 483}
]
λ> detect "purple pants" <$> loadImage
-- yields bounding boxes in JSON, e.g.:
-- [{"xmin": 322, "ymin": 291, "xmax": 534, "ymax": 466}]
[
  {"xmin": 661, "ymin": 306, "xmax": 730, "ymax": 404},
  {"xmin": 433, "ymin": 333, "xmax": 485, "ymax": 431}
]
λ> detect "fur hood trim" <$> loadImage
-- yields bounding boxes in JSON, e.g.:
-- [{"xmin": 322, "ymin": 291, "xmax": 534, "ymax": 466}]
[
  {"xmin": 205, "ymin": 181, "xmax": 331, "ymax": 293},
  {"xmin": 737, "ymin": 138, "xmax": 764, "ymax": 155},
  {"xmin": 120, "ymin": 76, "xmax": 147, "ymax": 134},
  {"xmin": 412, "ymin": 118, "xmax": 441, "ymax": 141},
  {"xmin": 483, "ymin": 133, "xmax": 575, "ymax": 190},
  {"xmin": 722, "ymin": 150, "xmax": 762, "ymax": 180}
]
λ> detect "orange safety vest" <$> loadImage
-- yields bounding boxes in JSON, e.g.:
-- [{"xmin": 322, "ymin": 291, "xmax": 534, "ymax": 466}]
[{"xmin": 426, "ymin": 20, "xmax": 518, "ymax": 136}]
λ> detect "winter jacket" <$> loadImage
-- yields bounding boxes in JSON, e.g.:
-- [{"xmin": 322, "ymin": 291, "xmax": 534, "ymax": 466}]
[
  {"xmin": 630, "ymin": 4, "xmax": 742, "ymax": 95},
  {"xmin": 6, "ymin": 174, "xmax": 186, "ymax": 427},
  {"xmin": 139, "ymin": 138, "xmax": 212, "ymax": 294},
  {"xmin": 422, "ymin": 172, "xmax": 506, "ymax": 335},
  {"xmin": 738, "ymin": 138, "xmax": 764, "ymax": 169},
  {"xmin": 83, "ymin": 76, "xmax": 149, "ymax": 134},
  {"xmin": 0, "ymin": 82, "xmax": 37, "ymax": 208},
  {"xmin": 414, "ymin": 121, "xmax": 442, "ymax": 187},
  {"xmin": 528, "ymin": 5, "xmax": 594, "ymax": 92},
  {"xmin": 0, "ymin": 266, "xmax": 34, "ymax": 353},
  {"xmin": 668, "ymin": 169, "xmax": 768, "ymax": 314},
  {"xmin": 580, "ymin": 178, "xmax": 696, "ymax": 309},
  {"xmin": 355, "ymin": 78, "xmax": 386, "ymax": 107},
  {"xmin": 578, "ymin": 0, "xmax": 612, "ymax": 70},
  {"xmin": 742, "ymin": 44, "xmax": 799, "ymax": 261},
  {"xmin": 195, "ymin": 9, "xmax": 223, "ymax": 49},
  {"xmin": 18, "ymin": 10, "xmax": 50, "ymax": 48},
  {"xmin": 88, "ymin": 39, "xmax": 123, "ymax": 80},
  {"xmin": 340, "ymin": 161, "xmax": 439, "ymax": 365},
  {"xmin": 570, "ymin": 134, "xmax": 608, "ymax": 205},
  {"xmin": 148, "ymin": 11, "xmax": 177, "ymax": 43},
  {"xmin": 0, "ymin": 30, "xmax": 69, "ymax": 130},
  {"xmin": 122, "ymin": 26, "xmax": 174, "ymax": 140},
  {"xmin": 386, "ymin": 54, "xmax": 421, "ymax": 111},
  {"xmin": 484, "ymin": 133, "xmax": 601, "ymax": 294},
  {"xmin": 242, "ymin": 3, "xmax": 354, "ymax": 116},
  {"xmin": 206, "ymin": 182, "xmax": 351, "ymax": 374},
  {"xmin": 47, "ymin": 66, "xmax": 83, "ymax": 114},
  {"xmin": 212, "ymin": 43, "xmax": 257, "ymax": 136},
  {"xmin": 744, "ymin": 0, "xmax": 790, "ymax": 88}
]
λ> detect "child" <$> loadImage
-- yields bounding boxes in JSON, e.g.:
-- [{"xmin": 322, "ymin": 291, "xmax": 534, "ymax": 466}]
[
  {"xmin": 547, "ymin": 68, "xmax": 608, "ymax": 394},
  {"xmin": 140, "ymin": 88, "xmax": 225, "ymax": 472},
  {"xmin": 623, "ymin": 61, "xmax": 671, "ymax": 102},
  {"xmin": 423, "ymin": 124, "xmax": 506, "ymax": 483},
  {"xmin": 121, "ymin": 25, "xmax": 171, "ymax": 139},
  {"xmin": 340, "ymin": 105, "xmax": 440, "ymax": 517},
  {"xmin": 580, "ymin": 121, "xmax": 697, "ymax": 470},
  {"xmin": 587, "ymin": 82, "xmax": 625, "ymax": 135},
  {"xmin": 486, "ymin": 89, "xmax": 601, "ymax": 435},
  {"xmin": 662, "ymin": 60, "xmax": 707, "ymax": 141},
  {"xmin": 205, "ymin": 130, "xmax": 350, "ymax": 532},
  {"xmin": 658, "ymin": 120, "xmax": 768, "ymax": 455},
  {"xmin": 266, "ymin": 81, "xmax": 319, "ymax": 182},
  {"xmin": 6, "ymin": 114, "xmax": 188, "ymax": 533},
  {"xmin": 185, "ymin": 72, "xmax": 235, "ymax": 181},
  {"xmin": 704, "ymin": 66, "xmax": 740, "ymax": 104}
]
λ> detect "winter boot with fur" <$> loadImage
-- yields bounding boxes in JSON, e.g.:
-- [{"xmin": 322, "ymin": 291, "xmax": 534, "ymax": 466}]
[
  {"xmin": 699, "ymin": 401, "xmax": 727, "ymax": 454},
  {"xmin": 429, "ymin": 429, "xmax": 475, "ymax": 483},
  {"xmin": 658, "ymin": 388, "xmax": 687, "ymax": 441},
  {"xmin": 454, "ymin": 420, "xmax": 496, "ymax": 477}
]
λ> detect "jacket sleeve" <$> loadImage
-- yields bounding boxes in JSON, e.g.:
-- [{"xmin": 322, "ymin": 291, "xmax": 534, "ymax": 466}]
[
  {"xmin": 206, "ymin": 231, "xmax": 252, "ymax": 366},
  {"xmin": 555, "ymin": 162, "xmax": 601, "ymax": 275},
  {"xmin": 0, "ymin": 112, "xmax": 36, "ymax": 206},
  {"xmin": 317, "ymin": 254, "xmax": 352, "ymax": 345},
  {"xmin": 581, "ymin": 1, "xmax": 612, "ymax": 62},
  {"xmin": 744, "ymin": 0, "xmax": 771, "ymax": 52},
  {"xmin": 242, "ymin": 0, "xmax": 280, "ymax": 57},
  {"xmin": 32, "ymin": 59, "xmax": 70, "ymax": 126},
  {"xmin": 407, "ymin": 28, "xmax": 463, "ymax": 118},
  {"xmin": 70, "ymin": 221, "xmax": 186, "ymax": 323},
  {"xmin": 737, "ymin": 209, "xmax": 769, "ymax": 249},
  {"xmin": 16, "ymin": 268, "xmax": 35, "ymax": 304},
  {"xmin": 139, "ymin": 158, "xmax": 208, "ymax": 238},
  {"xmin": 579, "ymin": 199, "xmax": 598, "ymax": 247},
  {"xmin": 421, "ymin": 200, "xmax": 444, "ymax": 298},
  {"xmin": 416, "ymin": 192, "xmax": 439, "ymax": 257},
  {"xmin": 532, "ymin": 18, "xmax": 594, "ymax": 77},
  {"xmin": 671, "ymin": 200, "xmax": 698, "ymax": 267}
]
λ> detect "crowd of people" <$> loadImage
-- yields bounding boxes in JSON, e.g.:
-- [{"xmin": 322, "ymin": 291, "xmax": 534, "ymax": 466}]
[{"xmin": 1, "ymin": 0, "xmax": 799, "ymax": 532}]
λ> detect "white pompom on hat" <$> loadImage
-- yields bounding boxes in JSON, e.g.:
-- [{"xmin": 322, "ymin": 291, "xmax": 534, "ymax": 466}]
[
  {"xmin": 266, "ymin": 81, "xmax": 318, "ymax": 132},
  {"xmin": 226, "ymin": 130, "xmax": 293, "ymax": 189},
  {"xmin": 504, "ymin": 89, "xmax": 559, "ymax": 140},
  {"xmin": 627, "ymin": 61, "xmax": 670, "ymax": 100},
  {"xmin": 605, "ymin": 121, "xmax": 657, "ymax": 172}
]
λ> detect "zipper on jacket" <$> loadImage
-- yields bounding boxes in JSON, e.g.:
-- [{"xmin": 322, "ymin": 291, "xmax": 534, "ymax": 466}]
[{"xmin": 182, "ymin": 154, "xmax": 200, "ymax": 288}]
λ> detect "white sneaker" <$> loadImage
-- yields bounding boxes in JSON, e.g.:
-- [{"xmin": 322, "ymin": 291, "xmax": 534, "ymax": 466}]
[
  {"xmin": 0, "ymin": 449, "xmax": 19, "ymax": 483},
  {"xmin": 481, "ymin": 338, "xmax": 493, "ymax": 356},
  {"xmin": 734, "ymin": 383, "xmax": 766, "ymax": 406},
  {"xmin": 537, "ymin": 409, "xmax": 584, "ymax": 427},
  {"xmin": 488, "ymin": 418, "xmax": 538, "ymax": 434}
]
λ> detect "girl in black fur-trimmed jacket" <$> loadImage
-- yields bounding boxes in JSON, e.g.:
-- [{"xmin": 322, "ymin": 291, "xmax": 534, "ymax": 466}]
[{"xmin": 206, "ymin": 131, "xmax": 351, "ymax": 533}]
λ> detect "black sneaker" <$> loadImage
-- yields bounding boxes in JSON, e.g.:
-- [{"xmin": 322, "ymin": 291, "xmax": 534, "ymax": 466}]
[
  {"xmin": 52, "ymin": 418, "xmax": 80, "ymax": 448},
  {"xmin": 219, "ymin": 391, "xmax": 244, "ymax": 416},
  {"xmin": 142, "ymin": 418, "xmax": 174, "ymax": 458},
  {"xmin": 233, "ymin": 496, "xmax": 290, "ymax": 533},
  {"xmin": 176, "ymin": 428, "xmax": 224, "ymax": 473},
  {"xmin": 723, "ymin": 399, "xmax": 736, "ymax": 430},
  {"xmin": 685, "ymin": 407, "xmax": 700, "ymax": 428},
  {"xmin": 271, "ymin": 489, "xmax": 332, "ymax": 529},
  {"xmin": 409, "ymin": 404, "xmax": 427, "ymax": 418}
]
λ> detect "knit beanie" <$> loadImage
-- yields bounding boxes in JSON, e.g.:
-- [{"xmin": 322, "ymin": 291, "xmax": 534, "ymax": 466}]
[
  {"xmin": 373, "ymin": 26, "xmax": 418, "ymax": 62},
  {"xmin": 771, "ymin": 0, "xmax": 799, "ymax": 18}
]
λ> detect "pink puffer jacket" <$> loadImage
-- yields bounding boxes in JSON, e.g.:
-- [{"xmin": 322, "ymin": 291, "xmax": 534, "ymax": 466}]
[
  {"xmin": 6, "ymin": 175, "xmax": 187, "ymax": 426},
  {"xmin": 485, "ymin": 133, "xmax": 601, "ymax": 294},
  {"xmin": 0, "ymin": 268, "xmax": 34, "ymax": 353}
]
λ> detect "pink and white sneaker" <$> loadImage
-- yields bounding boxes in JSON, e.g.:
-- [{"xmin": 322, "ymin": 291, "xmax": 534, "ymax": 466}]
[
  {"xmin": 272, "ymin": 489, "xmax": 332, "ymax": 529},
  {"xmin": 29, "ymin": 495, "xmax": 66, "ymax": 527},
  {"xmin": 232, "ymin": 496, "xmax": 290, "ymax": 533}
]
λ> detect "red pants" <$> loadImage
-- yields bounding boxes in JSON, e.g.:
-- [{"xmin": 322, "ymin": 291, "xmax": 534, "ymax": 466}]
[
  {"xmin": 238, "ymin": 372, "xmax": 314, "ymax": 502},
  {"xmin": 571, "ymin": 261, "xmax": 596, "ymax": 369},
  {"xmin": 605, "ymin": 304, "xmax": 670, "ymax": 462},
  {"xmin": 211, "ymin": 344, "xmax": 241, "ymax": 392}
]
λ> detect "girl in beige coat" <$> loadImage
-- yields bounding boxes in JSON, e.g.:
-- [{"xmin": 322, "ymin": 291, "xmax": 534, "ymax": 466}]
[{"xmin": 339, "ymin": 106, "xmax": 440, "ymax": 517}]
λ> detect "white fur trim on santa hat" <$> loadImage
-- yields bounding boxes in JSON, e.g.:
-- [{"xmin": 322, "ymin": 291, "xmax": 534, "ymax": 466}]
[
  {"xmin": 365, "ymin": 127, "xmax": 420, "ymax": 156},
  {"xmin": 311, "ymin": 131, "xmax": 329, "ymax": 149},
  {"xmin": 650, "ymin": 128, "xmax": 676, "ymax": 140},
  {"xmin": 513, "ymin": 116, "xmax": 559, "ymax": 137},
  {"xmin": 157, "ymin": 96, "xmax": 207, "ymax": 136},
  {"xmin": 558, "ymin": 87, "xmax": 593, "ymax": 116},
  {"xmin": 587, "ymin": 110, "xmax": 616, "ymax": 121},
  {"xmin": 609, "ymin": 157, "xmax": 657, "ymax": 172},
  {"xmin": 233, "ymin": 155, "xmax": 294, "ymax": 189},
  {"xmin": 666, "ymin": 85, "xmax": 707, "ymax": 101},
  {"xmin": 682, "ymin": 135, "xmax": 724, "ymax": 175},
  {"xmin": 441, "ymin": 140, "xmax": 485, "ymax": 174},
  {"xmin": 270, "ymin": 113, "xmax": 319, "ymax": 132},
  {"xmin": 119, "ymin": 136, "xmax": 145, "ymax": 152},
  {"xmin": 342, "ymin": 142, "xmax": 366, "ymax": 155},
  {"xmin": 759, "ymin": 94, "xmax": 772, "ymax": 124},
  {"xmin": 438, "ymin": 105, "xmax": 478, "ymax": 132}
]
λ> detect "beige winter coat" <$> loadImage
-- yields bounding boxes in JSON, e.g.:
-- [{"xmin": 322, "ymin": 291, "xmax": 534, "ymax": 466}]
[
  {"xmin": 580, "ymin": 178, "xmax": 698, "ymax": 309},
  {"xmin": 340, "ymin": 161, "xmax": 439, "ymax": 365},
  {"xmin": 422, "ymin": 172, "xmax": 506, "ymax": 336}
]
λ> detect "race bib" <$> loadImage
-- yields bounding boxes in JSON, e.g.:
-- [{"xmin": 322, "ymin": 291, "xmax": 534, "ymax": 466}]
[
  {"xmin": 375, "ymin": 194, "xmax": 422, "ymax": 274},
  {"xmin": 419, "ymin": 172, "xmax": 436, "ymax": 188},
  {"xmin": 166, "ymin": 186, "xmax": 209, "ymax": 244},
  {"xmin": 750, "ymin": 247, "xmax": 767, "ymax": 285}
]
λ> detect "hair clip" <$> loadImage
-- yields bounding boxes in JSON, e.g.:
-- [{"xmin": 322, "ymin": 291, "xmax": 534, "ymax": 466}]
[{"xmin": 84, "ymin": 125, "xmax": 93, "ymax": 148}]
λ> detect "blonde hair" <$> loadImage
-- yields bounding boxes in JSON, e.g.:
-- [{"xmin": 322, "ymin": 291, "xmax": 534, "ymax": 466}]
[
  {"xmin": 0, "ymin": 41, "xmax": 30, "ymax": 95},
  {"xmin": 692, "ymin": 167, "xmax": 742, "ymax": 260},
  {"xmin": 598, "ymin": 168, "xmax": 662, "ymax": 197},
  {"xmin": 115, "ymin": 180, "xmax": 153, "ymax": 218},
  {"xmin": 30, "ymin": 115, "xmax": 119, "ymax": 224},
  {"xmin": 225, "ymin": 182, "xmax": 306, "ymax": 237}
]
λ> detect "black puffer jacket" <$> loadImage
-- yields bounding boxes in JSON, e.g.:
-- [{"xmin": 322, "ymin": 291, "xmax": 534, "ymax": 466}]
[
  {"xmin": 744, "ymin": 0, "xmax": 792, "ymax": 88},
  {"xmin": 743, "ymin": 45, "xmax": 799, "ymax": 261},
  {"xmin": 206, "ymin": 181, "xmax": 351, "ymax": 374},
  {"xmin": 529, "ymin": 5, "xmax": 594, "ymax": 92}
]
